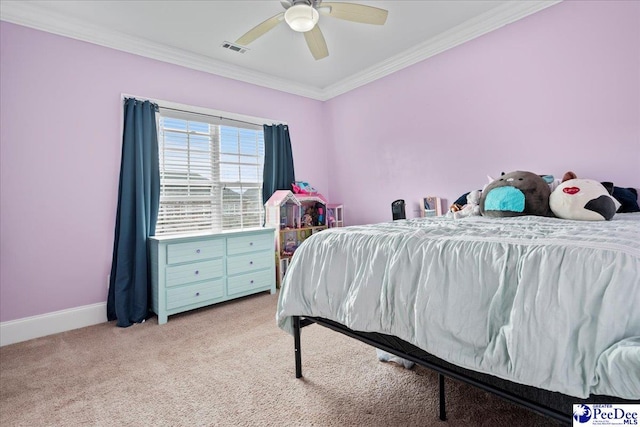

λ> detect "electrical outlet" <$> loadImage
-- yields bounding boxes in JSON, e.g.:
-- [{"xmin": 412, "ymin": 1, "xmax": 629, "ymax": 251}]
[{"xmin": 107, "ymin": 274, "xmax": 111, "ymax": 290}]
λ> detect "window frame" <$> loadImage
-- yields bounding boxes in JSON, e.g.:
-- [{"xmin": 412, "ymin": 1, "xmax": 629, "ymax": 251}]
[{"xmin": 137, "ymin": 98, "xmax": 283, "ymax": 236}]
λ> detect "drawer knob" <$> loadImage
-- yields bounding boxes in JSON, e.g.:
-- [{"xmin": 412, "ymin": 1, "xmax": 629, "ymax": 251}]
[
  {"xmin": 196, "ymin": 292, "xmax": 200, "ymax": 296},
  {"xmin": 250, "ymin": 280, "xmax": 254, "ymax": 284},
  {"xmin": 196, "ymin": 249, "xmax": 201, "ymax": 254},
  {"xmin": 195, "ymin": 270, "xmax": 199, "ymax": 275},
  {"xmin": 249, "ymin": 261, "xmax": 253, "ymax": 265},
  {"xmin": 250, "ymin": 242, "xmax": 253, "ymax": 246}
]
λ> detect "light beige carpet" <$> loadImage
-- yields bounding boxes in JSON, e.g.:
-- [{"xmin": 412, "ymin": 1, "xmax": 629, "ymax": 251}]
[{"xmin": 1, "ymin": 292, "xmax": 556, "ymax": 426}]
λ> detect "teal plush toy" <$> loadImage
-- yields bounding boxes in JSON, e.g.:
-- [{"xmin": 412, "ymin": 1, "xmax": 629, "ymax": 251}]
[{"xmin": 480, "ymin": 171, "xmax": 553, "ymax": 217}]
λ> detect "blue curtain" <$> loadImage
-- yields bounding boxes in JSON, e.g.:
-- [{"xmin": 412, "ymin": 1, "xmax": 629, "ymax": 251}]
[
  {"xmin": 107, "ymin": 98, "xmax": 160, "ymax": 327},
  {"xmin": 262, "ymin": 124, "xmax": 295, "ymax": 204}
]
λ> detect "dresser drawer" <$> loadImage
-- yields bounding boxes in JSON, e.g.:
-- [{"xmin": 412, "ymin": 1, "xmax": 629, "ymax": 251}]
[
  {"xmin": 226, "ymin": 232, "xmax": 273, "ymax": 255},
  {"xmin": 167, "ymin": 239, "xmax": 224, "ymax": 265},
  {"xmin": 166, "ymin": 258, "xmax": 223, "ymax": 287},
  {"xmin": 227, "ymin": 251, "xmax": 272, "ymax": 276},
  {"xmin": 166, "ymin": 279, "xmax": 224, "ymax": 310},
  {"xmin": 227, "ymin": 269, "xmax": 273, "ymax": 296}
]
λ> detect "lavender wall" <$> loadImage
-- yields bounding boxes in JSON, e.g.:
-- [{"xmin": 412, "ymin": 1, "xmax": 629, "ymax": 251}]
[
  {"xmin": 1, "ymin": 0, "xmax": 639, "ymax": 323},
  {"xmin": 326, "ymin": 0, "xmax": 640, "ymax": 225},
  {"xmin": 0, "ymin": 22, "xmax": 327, "ymax": 322}
]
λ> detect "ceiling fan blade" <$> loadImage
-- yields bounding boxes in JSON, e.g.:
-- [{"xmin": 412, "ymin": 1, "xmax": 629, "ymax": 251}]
[
  {"xmin": 319, "ymin": 2, "xmax": 388, "ymax": 25},
  {"xmin": 235, "ymin": 12, "xmax": 285, "ymax": 45},
  {"xmin": 304, "ymin": 25, "xmax": 329, "ymax": 60}
]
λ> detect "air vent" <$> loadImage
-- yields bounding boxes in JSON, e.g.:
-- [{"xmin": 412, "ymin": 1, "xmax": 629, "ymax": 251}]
[{"xmin": 221, "ymin": 41, "xmax": 248, "ymax": 54}]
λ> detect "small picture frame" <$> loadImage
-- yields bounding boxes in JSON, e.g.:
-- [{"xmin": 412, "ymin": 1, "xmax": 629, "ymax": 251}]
[{"xmin": 422, "ymin": 196, "xmax": 442, "ymax": 217}]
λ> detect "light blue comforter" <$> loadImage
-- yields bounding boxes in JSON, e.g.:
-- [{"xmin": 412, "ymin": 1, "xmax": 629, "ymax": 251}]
[{"xmin": 276, "ymin": 213, "xmax": 640, "ymax": 399}]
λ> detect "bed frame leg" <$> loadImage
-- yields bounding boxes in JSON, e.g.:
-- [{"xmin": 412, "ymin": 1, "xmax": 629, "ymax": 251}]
[
  {"xmin": 439, "ymin": 373, "xmax": 447, "ymax": 421},
  {"xmin": 294, "ymin": 316, "xmax": 302, "ymax": 378}
]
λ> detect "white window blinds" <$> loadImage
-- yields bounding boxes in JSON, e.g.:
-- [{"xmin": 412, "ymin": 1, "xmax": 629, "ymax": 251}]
[{"xmin": 155, "ymin": 108, "xmax": 265, "ymax": 235}]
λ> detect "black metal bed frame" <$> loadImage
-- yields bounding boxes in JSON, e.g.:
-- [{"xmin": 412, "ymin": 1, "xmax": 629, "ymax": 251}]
[{"xmin": 293, "ymin": 315, "xmax": 581, "ymax": 425}]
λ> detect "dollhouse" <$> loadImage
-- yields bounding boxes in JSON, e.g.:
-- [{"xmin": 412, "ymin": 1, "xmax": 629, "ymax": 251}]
[{"xmin": 265, "ymin": 190, "xmax": 343, "ymax": 285}]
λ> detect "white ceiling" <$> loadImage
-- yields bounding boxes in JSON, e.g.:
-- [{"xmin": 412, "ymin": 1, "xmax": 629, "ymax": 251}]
[{"xmin": 0, "ymin": 0, "xmax": 560, "ymax": 100}]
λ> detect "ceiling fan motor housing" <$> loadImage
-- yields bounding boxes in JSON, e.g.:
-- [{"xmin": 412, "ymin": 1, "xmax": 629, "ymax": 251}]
[{"xmin": 284, "ymin": 3, "xmax": 319, "ymax": 32}]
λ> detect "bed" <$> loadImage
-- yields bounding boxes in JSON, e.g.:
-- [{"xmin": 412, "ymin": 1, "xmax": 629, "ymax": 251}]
[{"xmin": 276, "ymin": 213, "xmax": 640, "ymax": 424}]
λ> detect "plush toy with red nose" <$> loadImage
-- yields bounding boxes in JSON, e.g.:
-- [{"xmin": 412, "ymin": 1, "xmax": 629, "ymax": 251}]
[{"xmin": 549, "ymin": 171, "xmax": 620, "ymax": 221}]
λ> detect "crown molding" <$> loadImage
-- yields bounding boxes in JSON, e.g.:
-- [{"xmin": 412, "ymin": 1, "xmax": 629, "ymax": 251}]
[
  {"xmin": 1, "ymin": 0, "xmax": 561, "ymax": 102},
  {"xmin": 322, "ymin": 0, "xmax": 562, "ymax": 100},
  {"xmin": 0, "ymin": 1, "xmax": 325, "ymax": 100}
]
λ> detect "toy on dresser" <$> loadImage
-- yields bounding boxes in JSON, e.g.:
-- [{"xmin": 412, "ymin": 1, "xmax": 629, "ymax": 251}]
[
  {"xmin": 301, "ymin": 208, "xmax": 314, "ymax": 228},
  {"xmin": 292, "ymin": 181, "xmax": 317, "ymax": 195},
  {"xmin": 282, "ymin": 231, "xmax": 298, "ymax": 257}
]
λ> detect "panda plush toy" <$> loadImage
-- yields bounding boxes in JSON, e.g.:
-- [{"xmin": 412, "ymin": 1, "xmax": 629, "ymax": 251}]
[
  {"xmin": 549, "ymin": 175, "xmax": 620, "ymax": 221},
  {"xmin": 480, "ymin": 171, "xmax": 553, "ymax": 217}
]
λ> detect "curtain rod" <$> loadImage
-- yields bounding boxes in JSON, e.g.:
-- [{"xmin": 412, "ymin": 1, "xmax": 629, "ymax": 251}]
[
  {"xmin": 158, "ymin": 105, "xmax": 274, "ymax": 128},
  {"xmin": 121, "ymin": 94, "xmax": 285, "ymax": 127}
]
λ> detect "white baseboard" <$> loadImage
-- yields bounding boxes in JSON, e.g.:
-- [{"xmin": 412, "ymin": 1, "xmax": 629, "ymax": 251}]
[{"xmin": 0, "ymin": 302, "xmax": 108, "ymax": 347}]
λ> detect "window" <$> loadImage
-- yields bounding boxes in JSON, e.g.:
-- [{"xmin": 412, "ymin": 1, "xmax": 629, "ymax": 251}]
[{"xmin": 155, "ymin": 108, "xmax": 265, "ymax": 235}]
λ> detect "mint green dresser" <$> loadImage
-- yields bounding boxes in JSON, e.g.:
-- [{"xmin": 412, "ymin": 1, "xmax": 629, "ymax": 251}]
[{"xmin": 149, "ymin": 228, "xmax": 275, "ymax": 324}]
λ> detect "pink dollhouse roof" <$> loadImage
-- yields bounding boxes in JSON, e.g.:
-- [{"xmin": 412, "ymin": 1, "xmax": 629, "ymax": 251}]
[
  {"xmin": 265, "ymin": 190, "xmax": 300, "ymax": 207},
  {"xmin": 294, "ymin": 193, "xmax": 328, "ymax": 204},
  {"xmin": 264, "ymin": 190, "xmax": 328, "ymax": 207}
]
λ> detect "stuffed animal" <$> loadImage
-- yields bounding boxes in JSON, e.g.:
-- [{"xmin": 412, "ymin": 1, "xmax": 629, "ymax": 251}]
[
  {"xmin": 452, "ymin": 190, "xmax": 482, "ymax": 219},
  {"xmin": 480, "ymin": 171, "xmax": 553, "ymax": 217},
  {"xmin": 549, "ymin": 172, "xmax": 620, "ymax": 221},
  {"xmin": 375, "ymin": 348, "xmax": 414, "ymax": 369}
]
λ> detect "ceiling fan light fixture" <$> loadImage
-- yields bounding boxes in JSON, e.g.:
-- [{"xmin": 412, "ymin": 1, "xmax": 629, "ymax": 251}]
[{"xmin": 284, "ymin": 4, "xmax": 319, "ymax": 32}]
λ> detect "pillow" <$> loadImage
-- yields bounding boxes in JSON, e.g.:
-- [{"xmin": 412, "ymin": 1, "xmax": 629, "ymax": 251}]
[
  {"xmin": 549, "ymin": 179, "xmax": 620, "ymax": 221},
  {"xmin": 480, "ymin": 171, "xmax": 553, "ymax": 217},
  {"xmin": 611, "ymin": 186, "xmax": 640, "ymax": 213}
]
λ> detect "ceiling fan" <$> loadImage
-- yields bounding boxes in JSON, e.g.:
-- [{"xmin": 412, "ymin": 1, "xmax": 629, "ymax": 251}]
[{"xmin": 235, "ymin": 0, "xmax": 388, "ymax": 60}]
